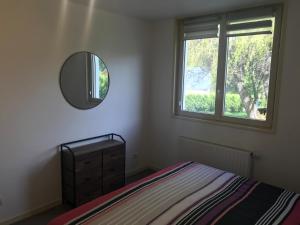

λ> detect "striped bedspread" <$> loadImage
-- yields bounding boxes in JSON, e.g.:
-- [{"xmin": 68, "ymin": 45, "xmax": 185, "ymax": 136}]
[{"xmin": 49, "ymin": 162, "xmax": 300, "ymax": 225}]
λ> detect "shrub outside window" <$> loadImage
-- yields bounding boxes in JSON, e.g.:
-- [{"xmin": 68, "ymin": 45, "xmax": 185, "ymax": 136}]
[{"xmin": 175, "ymin": 5, "xmax": 283, "ymax": 129}]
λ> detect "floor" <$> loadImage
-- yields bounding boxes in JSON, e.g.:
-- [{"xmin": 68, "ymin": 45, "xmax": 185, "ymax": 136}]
[{"xmin": 12, "ymin": 169, "xmax": 155, "ymax": 225}]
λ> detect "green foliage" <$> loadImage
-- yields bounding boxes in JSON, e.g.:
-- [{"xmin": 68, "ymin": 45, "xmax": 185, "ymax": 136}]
[
  {"xmin": 224, "ymin": 93, "xmax": 243, "ymax": 113},
  {"xmin": 184, "ymin": 93, "xmax": 215, "ymax": 113},
  {"xmin": 225, "ymin": 34, "xmax": 272, "ymax": 117},
  {"xmin": 184, "ymin": 93, "xmax": 246, "ymax": 114},
  {"xmin": 99, "ymin": 71, "xmax": 109, "ymax": 100},
  {"xmin": 258, "ymin": 98, "xmax": 268, "ymax": 108},
  {"xmin": 223, "ymin": 111, "xmax": 247, "ymax": 119},
  {"xmin": 186, "ymin": 39, "xmax": 219, "ymax": 90},
  {"xmin": 185, "ymin": 33, "xmax": 273, "ymax": 118},
  {"xmin": 226, "ymin": 35, "xmax": 272, "ymax": 96}
]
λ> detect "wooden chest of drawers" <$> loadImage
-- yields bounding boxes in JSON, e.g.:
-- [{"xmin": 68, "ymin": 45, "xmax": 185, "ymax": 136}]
[{"xmin": 61, "ymin": 134, "xmax": 125, "ymax": 207}]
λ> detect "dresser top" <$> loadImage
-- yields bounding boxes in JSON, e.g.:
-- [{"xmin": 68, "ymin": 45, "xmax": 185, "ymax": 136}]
[{"xmin": 64, "ymin": 140, "xmax": 124, "ymax": 156}]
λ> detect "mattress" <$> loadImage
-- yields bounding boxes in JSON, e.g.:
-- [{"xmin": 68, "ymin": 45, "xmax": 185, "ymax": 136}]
[{"xmin": 48, "ymin": 162, "xmax": 300, "ymax": 225}]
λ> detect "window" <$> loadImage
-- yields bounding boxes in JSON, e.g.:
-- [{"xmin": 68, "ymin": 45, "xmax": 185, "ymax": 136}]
[{"xmin": 175, "ymin": 5, "xmax": 283, "ymax": 128}]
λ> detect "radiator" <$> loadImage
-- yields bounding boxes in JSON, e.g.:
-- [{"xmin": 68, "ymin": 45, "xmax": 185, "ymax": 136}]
[{"xmin": 178, "ymin": 136, "xmax": 254, "ymax": 178}]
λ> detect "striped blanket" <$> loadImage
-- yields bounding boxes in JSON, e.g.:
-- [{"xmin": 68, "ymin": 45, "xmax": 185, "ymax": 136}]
[{"xmin": 49, "ymin": 162, "xmax": 300, "ymax": 225}]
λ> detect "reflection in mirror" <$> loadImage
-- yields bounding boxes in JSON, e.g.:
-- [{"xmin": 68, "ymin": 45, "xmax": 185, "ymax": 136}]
[
  {"xmin": 87, "ymin": 54, "xmax": 109, "ymax": 101},
  {"xmin": 60, "ymin": 52, "xmax": 109, "ymax": 109}
]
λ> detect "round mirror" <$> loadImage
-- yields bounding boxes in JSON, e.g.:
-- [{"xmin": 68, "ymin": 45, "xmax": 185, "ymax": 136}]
[{"xmin": 60, "ymin": 52, "xmax": 109, "ymax": 109}]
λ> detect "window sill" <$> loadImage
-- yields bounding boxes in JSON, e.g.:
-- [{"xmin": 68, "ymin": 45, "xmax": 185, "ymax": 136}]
[{"xmin": 172, "ymin": 113, "xmax": 276, "ymax": 134}]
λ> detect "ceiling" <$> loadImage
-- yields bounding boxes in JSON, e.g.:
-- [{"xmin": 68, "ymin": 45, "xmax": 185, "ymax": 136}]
[{"xmin": 70, "ymin": 0, "xmax": 281, "ymax": 21}]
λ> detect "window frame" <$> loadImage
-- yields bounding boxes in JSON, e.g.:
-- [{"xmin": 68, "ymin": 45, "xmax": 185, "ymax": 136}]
[{"xmin": 174, "ymin": 4, "xmax": 283, "ymax": 129}]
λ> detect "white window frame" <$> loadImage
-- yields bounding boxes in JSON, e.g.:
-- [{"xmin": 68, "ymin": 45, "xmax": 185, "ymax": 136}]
[{"xmin": 174, "ymin": 4, "xmax": 283, "ymax": 130}]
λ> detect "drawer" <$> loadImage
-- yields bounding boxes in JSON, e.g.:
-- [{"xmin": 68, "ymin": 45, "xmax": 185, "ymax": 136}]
[
  {"xmin": 63, "ymin": 169, "xmax": 101, "ymax": 187},
  {"xmin": 63, "ymin": 184, "xmax": 101, "ymax": 206},
  {"xmin": 76, "ymin": 180, "xmax": 101, "ymax": 194},
  {"xmin": 61, "ymin": 139, "xmax": 126, "ymax": 207},
  {"xmin": 103, "ymin": 175, "xmax": 125, "ymax": 194},
  {"xmin": 77, "ymin": 190, "xmax": 102, "ymax": 206},
  {"xmin": 75, "ymin": 152, "xmax": 101, "ymax": 172},
  {"xmin": 103, "ymin": 161, "xmax": 124, "ymax": 179},
  {"xmin": 103, "ymin": 146, "xmax": 125, "ymax": 165},
  {"xmin": 76, "ymin": 170, "xmax": 101, "ymax": 186}
]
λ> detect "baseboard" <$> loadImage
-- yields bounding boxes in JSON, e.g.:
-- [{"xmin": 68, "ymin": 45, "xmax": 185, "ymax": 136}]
[{"xmin": 0, "ymin": 199, "xmax": 61, "ymax": 225}]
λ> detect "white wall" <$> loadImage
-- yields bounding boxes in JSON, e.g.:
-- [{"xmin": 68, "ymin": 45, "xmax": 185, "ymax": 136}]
[
  {"xmin": 1, "ymin": 0, "xmax": 300, "ymax": 222},
  {"xmin": 148, "ymin": 0, "xmax": 300, "ymax": 194},
  {"xmin": 0, "ymin": 0, "xmax": 151, "ymax": 222}
]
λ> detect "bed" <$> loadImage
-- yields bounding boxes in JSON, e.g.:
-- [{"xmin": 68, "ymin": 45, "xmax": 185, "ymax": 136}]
[{"xmin": 48, "ymin": 162, "xmax": 300, "ymax": 225}]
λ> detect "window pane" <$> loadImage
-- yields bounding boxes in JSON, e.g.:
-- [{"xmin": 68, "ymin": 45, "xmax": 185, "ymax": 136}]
[
  {"xmin": 224, "ymin": 33, "xmax": 274, "ymax": 121},
  {"xmin": 182, "ymin": 38, "xmax": 219, "ymax": 114}
]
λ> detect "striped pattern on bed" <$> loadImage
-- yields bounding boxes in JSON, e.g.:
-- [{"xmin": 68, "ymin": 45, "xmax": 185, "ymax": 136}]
[{"xmin": 48, "ymin": 162, "xmax": 300, "ymax": 225}]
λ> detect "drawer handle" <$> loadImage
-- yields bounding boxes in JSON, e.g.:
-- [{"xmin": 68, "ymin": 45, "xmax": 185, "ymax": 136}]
[{"xmin": 84, "ymin": 161, "xmax": 91, "ymax": 165}]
